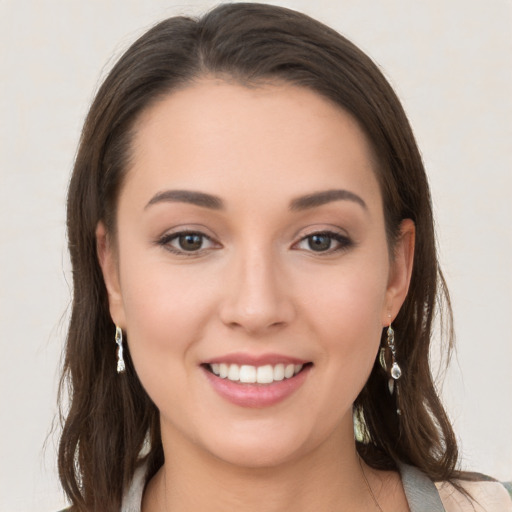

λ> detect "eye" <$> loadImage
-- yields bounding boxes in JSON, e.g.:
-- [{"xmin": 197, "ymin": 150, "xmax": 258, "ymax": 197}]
[
  {"xmin": 294, "ymin": 231, "xmax": 352, "ymax": 253},
  {"xmin": 158, "ymin": 231, "xmax": 217, "ymax": 255},
  {"xmin": 306, "ymin": 233, "xmax": 333, "ymax": 252}
]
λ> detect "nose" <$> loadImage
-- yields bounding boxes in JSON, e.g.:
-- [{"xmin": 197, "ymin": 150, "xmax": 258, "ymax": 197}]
[{"xmin": 218, "ymin": 248, "xmax": 295, "ymax": 335}]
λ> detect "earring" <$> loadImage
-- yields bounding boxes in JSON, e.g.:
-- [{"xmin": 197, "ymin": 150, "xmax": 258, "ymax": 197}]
[
  {"xmin": 379, "ymin": 318, "xmax": 402, "ymax": 414},
  {"xmin": 115, "ymin": 326, "xmax": 126, "ymax": 374}
]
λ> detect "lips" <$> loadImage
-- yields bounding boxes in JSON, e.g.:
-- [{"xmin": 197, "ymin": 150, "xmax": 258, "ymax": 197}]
[{"xmin": 202, "ymin": 354, "xmax": 312, "ymax": 408}]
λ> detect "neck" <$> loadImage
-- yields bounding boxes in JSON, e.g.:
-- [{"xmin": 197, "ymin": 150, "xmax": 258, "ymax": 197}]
[{"xmin": 143, "ymin": 421, "xmax": 381, "ymax": 512}]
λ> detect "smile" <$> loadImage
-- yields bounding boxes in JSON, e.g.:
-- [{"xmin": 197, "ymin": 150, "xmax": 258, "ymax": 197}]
[
  {"xmin": 208, "ymin": 363, "xmax": 304, "ymax": 384},
  {"xmin": 202, "ymin": 358, "xmax": 312, "ymax": 408}
]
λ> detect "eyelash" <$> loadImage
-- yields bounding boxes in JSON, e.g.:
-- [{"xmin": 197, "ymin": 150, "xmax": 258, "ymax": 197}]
[
  {"xmin": 293, "ymin": 231, "xmax": 353, "ymax": 254},
  {"xmin": 157, "ymin": 231, "xmax": 218, "ymax": 256},
  {"xmin": 156, "ymin": 230, "xmax": 353, "ymax": 256}
]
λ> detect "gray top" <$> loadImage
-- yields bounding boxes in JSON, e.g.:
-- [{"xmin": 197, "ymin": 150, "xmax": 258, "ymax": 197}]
[
  {"xmin": 121, "ymin": 462, "xmax": 447, "ymax": 512},
  {"xmin": 398, "ymin": 463, "xmax": 446, "ymax": 511}
]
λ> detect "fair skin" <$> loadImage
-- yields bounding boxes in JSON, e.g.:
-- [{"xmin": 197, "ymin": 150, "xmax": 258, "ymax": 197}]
[{"xmin": 97, "ymin": 80, "xmax": 414, "ymax": 511}]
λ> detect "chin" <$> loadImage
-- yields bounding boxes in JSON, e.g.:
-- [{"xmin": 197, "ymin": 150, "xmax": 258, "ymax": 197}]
[
  {"xmin": 211, "ymin": 439, "xmax": 306, "ymax": 469},
  {"xmin": 197, "ymin": 419, "xmax": 325, "ymax": 470}
]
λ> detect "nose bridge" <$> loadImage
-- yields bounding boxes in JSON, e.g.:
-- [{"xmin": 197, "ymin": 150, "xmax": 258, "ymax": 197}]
[{"xmin": 219, "ymin": 240, "xmax": 294, "ymax": 333}]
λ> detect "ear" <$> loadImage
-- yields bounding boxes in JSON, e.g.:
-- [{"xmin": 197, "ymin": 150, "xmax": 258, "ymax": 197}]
[
  {"xmin": 96, "ymin": 221, "xmax": 126, "ymax": 327},
  {"xmin": 383, "ymin": 219, "xmax": 415, "ymax": 324}
]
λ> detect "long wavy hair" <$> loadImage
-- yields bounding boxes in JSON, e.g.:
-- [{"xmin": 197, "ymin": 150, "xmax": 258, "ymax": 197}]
[{"xmin": 59, "ymin": 3, "xmax": 460, "ymax": 510}]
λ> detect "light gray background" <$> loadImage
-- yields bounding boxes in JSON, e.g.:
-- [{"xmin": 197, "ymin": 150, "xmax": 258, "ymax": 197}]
[{"xmin": 1, "ymin": 1, "xmax": 511, "ymax": 510}]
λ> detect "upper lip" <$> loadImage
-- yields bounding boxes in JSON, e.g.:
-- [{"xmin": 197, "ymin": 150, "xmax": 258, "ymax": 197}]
[{"xmin": 203, "ymin": 352, "xmax": 310, "ymax": 366}]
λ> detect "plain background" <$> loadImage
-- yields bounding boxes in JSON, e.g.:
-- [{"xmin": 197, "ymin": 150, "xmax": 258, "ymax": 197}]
[{"xmin": 1, "ymin": 1, "xmax": 511, "ymax": 510}]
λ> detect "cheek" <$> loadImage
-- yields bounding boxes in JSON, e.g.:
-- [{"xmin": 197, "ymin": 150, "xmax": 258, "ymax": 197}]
[
  {"xmin": 299, "ymin": 256, "xmax": 388, "ymax": 335},
  {"xmin": 297, "ymin": 259, "xmax": 388, "ymax": 385},
  {"xmin": 117, "ymin": 252, "xmax": 218, "ymax": 392}
]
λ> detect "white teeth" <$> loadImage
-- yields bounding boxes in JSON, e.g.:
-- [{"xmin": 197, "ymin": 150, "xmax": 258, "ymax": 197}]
[
  {"xmin": 219, "ymin": 363, "xmax": 229, "ymax": 378},
  {"xmin": 284, "ymin": 364, "xmax": 295, "ymax": 378},
  {"xmin": 273, "ymin": 364, "xmax": 285, "ymax": 381},
  {"xmin": 208, "ymin": 362, "xmax": 305, "ymax": 384},
  {"xmin": 228, "ymin": 364, "xmax": 240, "ymax": 381},
  {"xmin": 239, "ymin": 365, "xmax": 256, "ymax": 383},
  {"xmin": 257, "ymin": 365, "xmax": 274, "ymax": 384}
]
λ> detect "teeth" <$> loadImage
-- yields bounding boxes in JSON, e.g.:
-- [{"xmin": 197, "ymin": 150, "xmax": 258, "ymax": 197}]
[
  {"xmin": 239, "ymin": 365, "xmax": 256, "ymax": 383},
  {"xmin": 273, "ymin": 364, "xmax": 285, "ymax": 381},
  {"xmin": 284, "ymin": 364, "xmax": 295, "ymax": 378},
  {"xmin": 209, "ymin": 362, "xmax": 304, "ymax": 384},
  {"xmin": 228, "ymin": 364, "xmax": 240, "ymax": 381},
  {"xmin": 256, "ymin": 365, "xmax": 274, "ymax": 384},
  {"xmin": 219, "ymin": 363, "xmax": 229, "ymax": 378}
]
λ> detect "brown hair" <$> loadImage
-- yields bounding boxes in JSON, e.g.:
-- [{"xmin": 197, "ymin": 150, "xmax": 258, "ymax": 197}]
[{"xmin": 59, "ymin": 3, "xmax": 460, "ymax": 510}]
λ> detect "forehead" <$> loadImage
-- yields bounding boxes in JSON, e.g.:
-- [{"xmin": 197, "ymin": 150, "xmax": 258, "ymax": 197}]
[{"xmin": 124, "ymin": 80, "xmax": 382, "ymax": 212}]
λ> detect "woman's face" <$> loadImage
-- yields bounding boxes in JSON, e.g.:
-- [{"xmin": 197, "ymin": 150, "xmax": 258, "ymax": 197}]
[{"xmin": 98, "ymin": 80, "xmax": 413, "ymax": 468}]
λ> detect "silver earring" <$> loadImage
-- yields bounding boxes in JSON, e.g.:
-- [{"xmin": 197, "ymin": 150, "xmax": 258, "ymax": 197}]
[
  {"xmin": 115, "ymin": 326, "xmax": 126, "ymax": 374},
  {"xmin": 379, "ymin": 319, "xmax": 402, "ymax": 414}
]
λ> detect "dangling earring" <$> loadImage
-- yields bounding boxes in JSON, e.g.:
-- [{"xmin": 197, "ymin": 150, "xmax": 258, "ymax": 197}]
[
  {"xmin": 379, "ymin": 317, "xmax": 402, "ymax": 414},
  {"xmin": 115, "ymin": 325, "xmax": 126, "ymax": 374}
]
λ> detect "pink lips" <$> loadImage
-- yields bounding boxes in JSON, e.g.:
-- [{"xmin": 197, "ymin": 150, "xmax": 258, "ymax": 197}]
[
  {"xmin": 205, "ymin": 353, "xmax": 309, "ymax": 367},
  {"xmin": 202, "ymin": 353, "xmax": 312, "ymax": 408}
]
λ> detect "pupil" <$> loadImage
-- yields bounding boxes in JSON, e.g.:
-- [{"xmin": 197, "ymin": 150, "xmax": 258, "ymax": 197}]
[
  {"xmin": 179, "ymin": 234, "xmax": 202, "ymax": 251},
  {"xmin": 309, "ymin": 234, "xmax": 331, "ymax": 251}
]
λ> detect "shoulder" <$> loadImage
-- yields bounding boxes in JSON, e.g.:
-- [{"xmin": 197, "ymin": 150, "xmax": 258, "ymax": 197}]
[
  {"xmin": 399, "ymin": 463, "xmax": 512, "ymax": 512},
  {"xmin": 436, "ymin": 479, "xmax": 512, "ymax": 512}
]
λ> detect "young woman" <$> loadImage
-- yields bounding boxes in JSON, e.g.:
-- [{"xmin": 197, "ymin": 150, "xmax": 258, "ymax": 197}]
[{"xmin": 57, "ymin": 3, "xmax": 512, "ymax": 511}]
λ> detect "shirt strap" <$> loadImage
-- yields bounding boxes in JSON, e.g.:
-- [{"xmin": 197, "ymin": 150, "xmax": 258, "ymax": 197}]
[{"xmin": 398, "ymin": 463, "xmax": 446, "ymax": 512}]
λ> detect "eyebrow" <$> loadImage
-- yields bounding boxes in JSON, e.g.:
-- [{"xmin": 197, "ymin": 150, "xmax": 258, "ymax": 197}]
[
  {"xmin": 289, "ymin": 189, "xmax": 367, "ymax": 211},
  {"xmin": 144, "ymin": 188, "xmax": 367, "ymax": 212},
  {"xmin": 145, "ymin": 190, "xmax": 224, "ymax": 210}
]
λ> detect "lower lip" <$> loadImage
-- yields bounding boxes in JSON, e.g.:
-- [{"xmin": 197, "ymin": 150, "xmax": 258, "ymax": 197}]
[{"xmin": 202, "ymin": 365, "xmax": 311, "ymax": 408}]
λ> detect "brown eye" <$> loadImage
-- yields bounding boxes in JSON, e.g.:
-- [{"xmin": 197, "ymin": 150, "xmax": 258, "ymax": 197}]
[
  {"xmin": 294, "ymin": 231, "xmax": 353, "ymax": 254},
  {"xmin": 178, "ymin": 233, "xmax": 204, "ymax": 251},
  {"xmin": 308, "ymin": 234, "xmax": 332, "ymax": 251},
  {"xmin": 158, "ymin": 231, "xmax": 217, "ymax": 255}
]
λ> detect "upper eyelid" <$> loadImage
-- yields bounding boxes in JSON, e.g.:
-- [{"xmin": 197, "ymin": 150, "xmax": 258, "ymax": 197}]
[
  {"xmin": 293, "ymin": 226, "xmax": 350, "ymax": 241},
  {"xmin": 295, "ymin": 231, "xmax": 350, "ymax": 243},
  {"xmin": 161, "ymin": 230, "xmax": 212, "ymax": 240},
  {"xmin": 158, "ymin": 224, "xmax": 218, "ymax": 240}
]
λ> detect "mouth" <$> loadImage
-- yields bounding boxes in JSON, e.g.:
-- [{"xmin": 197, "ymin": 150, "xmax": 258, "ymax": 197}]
[
  {"xmin": 202, "ymin": 362, "xmax": 313, "ymax": 385},
  {"xmin": 201, "ymin": 354, "xmax": 313, "ymax": 407}
]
